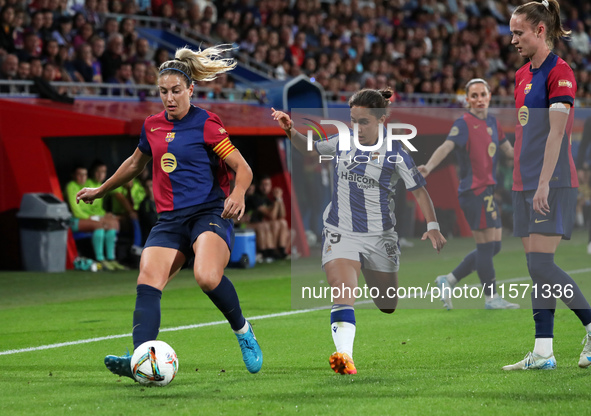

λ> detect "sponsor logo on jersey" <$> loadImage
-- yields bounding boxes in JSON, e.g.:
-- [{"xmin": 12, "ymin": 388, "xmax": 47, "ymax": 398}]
[
  {"xmin": 340, "ymin": 172, "xmax": 378, "ymax": 189},
  {"xmin": 218, "ymin": 127, "xmax": 227, "ymax": 135},
  {"xmin": 325, "ymin": 244, "xmax": 332, "ymax": 254},
  {"xmin": 165, "ymin": 132, "xmax": 175, "ymax": 142},
  {"xmin": 449, "ymin": 126, "xmax": 459, "ymax": 136},
  {"xmin": 487, "ymin": 127, "xmax": 493, "ymax": 136},
  {"xmin": 524, "ymin": 83, "xmax": 532, "ymax": 94},
  {"xmin": 488, "ymin": 142, "xmax": 497, "ymax": 157},
  {"xmin": 558, "ymin": 80, "xmax": 572, "ymax": 88},
  {"xmin": 150, "ymin": 127, "xmax": 161, "ymax": 132},
  {"xmin": 491, "ymin": 211, "xmax": 497, "ymax": 220},
  {"xmin": 518, "ymin": 106, "xmax": 529, "ymax": 126},
  {"xmin": 161, "ymin": 152, "xmax": 177, "ymax": 173}
]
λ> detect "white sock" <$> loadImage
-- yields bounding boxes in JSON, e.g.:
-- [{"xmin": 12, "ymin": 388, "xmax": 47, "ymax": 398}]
[
  {"xmin": 331, "ymin": 322, "xmax": 356, "ymax": 358},
  {"xmin": 533, "ymin": 338, "xmax": 553, "ymax": 357},
  {"xmin": 585, "ymin": 323, "xmax": 591, "ymax": 335},
  {"xmin": 234, "ymin": 321, "xmax": 249, "ymax": 335},
  {"xmin": 447, "ymin": 273, "xmax": 458, "ymax": 286}
]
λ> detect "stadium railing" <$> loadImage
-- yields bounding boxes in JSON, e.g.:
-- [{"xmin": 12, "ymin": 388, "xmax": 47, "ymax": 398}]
[{"xmin": 0, "ymin": 79, "xmax": 261, "ymax": 103}]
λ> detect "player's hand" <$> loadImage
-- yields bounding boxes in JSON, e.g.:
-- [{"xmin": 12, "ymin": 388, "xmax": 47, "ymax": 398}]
[
  {"xmin": 417, "ymin": 165, "xmax": 430, "ymax": 178},
  {"xmin": 421, "ymin": 229, "xmax": 446, "ymax": 253},
  {"xmin": 533, "ymin": 183, "xmax": 550, "ymax": 215},
  {"xmin": 222, "ymin": 192, "xmax": 245, "ymax": 220},
  {"xmin": 271, "ymin": 107, "xmax": 292, "ymax": 131},
  {"xmin": 76, "ymin": 187, "xmax": 102, "ymax": 204}
]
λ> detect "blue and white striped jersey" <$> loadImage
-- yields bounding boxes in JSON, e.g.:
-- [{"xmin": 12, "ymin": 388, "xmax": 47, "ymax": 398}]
[{"xmin": 315, "ymin": 133, "xmax": 426, "ymax": 235}]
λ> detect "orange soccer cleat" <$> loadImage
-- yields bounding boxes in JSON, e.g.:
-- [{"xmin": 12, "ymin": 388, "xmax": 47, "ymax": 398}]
[{"xmin": 329, "ymin": 352, "xmax": 357, "ymax": 375}]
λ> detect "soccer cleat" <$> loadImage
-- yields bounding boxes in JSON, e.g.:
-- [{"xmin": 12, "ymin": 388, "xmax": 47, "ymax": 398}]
[
  {"xmin": 100, "ymin": 260, "xmax": 116, "ymax": 272},
  {"xmin": 235, "ymin": 321, "xmax": 263, "ymax": 373},
  {"xmin": 578, "ymin": 334, "xmax": 591, "ymax": 368},
  {"xmin": 104, "ymin": 352, "xmax": 135, "ymax": 380},
  {"xmin": 502, "ymin": 352, "xmax": 556, "ymax": 370},
  {"xmin": 109, "ymin": 260, "xmax": 128, "ymax": 271},
  {"xmin": 485, "ymin": 297, "xmax": 520, "ymax": 309},
  {"xmin": 435, "ymin": 275, "xmax": 454, "ymax": 310},
  {"xmin": 329, "ymin": 352, "xmax": 357, "ymax": 375}
]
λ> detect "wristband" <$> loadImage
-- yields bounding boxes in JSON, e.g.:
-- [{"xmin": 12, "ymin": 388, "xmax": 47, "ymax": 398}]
[{"xmin": 427, "ymin": 222, "xmax": 440, "ymax": 231}]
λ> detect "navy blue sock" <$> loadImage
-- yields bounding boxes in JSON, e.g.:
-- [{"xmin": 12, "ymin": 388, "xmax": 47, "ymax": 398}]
[
  {"xmin": 476, "ymin": 242, "xmax": 496, "ymax": 295},
  {"xmin": 450, "ymin": 241, "xmax": 501, "ymax": 283},
  {"xmin": 493, "ymin": 241, "xmax": 501, "ymax": 256},
  {"xmin": 330, "ymin": 304, "xmax": 356, "ymax": 325},
  {"xmin": 529, "ymin": 252, "xmax": 591, "ymax": 325},
  {"xmin": 452, "ymin": 249, "xmax": 476, "ymax": 282},
  {"xmin": 132, "ymin": 284, "xmax": 162, "ymax": 349},
  {"xmin": 204, "ymin": 276, "xmax": 246, "ymax": 331}
]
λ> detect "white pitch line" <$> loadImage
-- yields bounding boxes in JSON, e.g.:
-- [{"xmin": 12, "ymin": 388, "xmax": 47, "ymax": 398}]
[{"xmin": 2, "ymin": 268, "xmax": 590, "ymax": 357}]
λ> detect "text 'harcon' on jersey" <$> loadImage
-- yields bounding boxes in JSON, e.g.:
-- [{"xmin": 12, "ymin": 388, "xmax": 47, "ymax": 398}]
[{"xmin": 319, "ymin": 154, "xmax": 405, "ymax": 164}]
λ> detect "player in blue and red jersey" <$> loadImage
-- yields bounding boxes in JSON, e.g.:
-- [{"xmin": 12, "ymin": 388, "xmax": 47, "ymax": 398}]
[
  {"xmin": 503, "ymin": 0, "xmax": 591, "ymax": 371},
  {"xmin": 418, "ymin": 79, "xmax": 518, "ymax": 310},
  {"xmin": 76, "ymin": 45, "xmax": 263, "ymax": 380}
]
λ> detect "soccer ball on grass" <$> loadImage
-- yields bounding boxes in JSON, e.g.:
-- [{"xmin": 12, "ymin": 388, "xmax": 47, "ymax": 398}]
[{"xmin": 130, "ymin": 340, "xmax": 178, "ymax": 387}]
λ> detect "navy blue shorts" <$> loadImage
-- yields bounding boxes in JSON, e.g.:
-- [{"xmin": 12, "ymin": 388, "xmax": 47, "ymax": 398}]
[
  {"xmin": 458, "ymin": 186, "xmax": 501, "ymax": 231},
  {"xmin": 512, "ymin": 188, "xmax": 577, "ymax": 240},
  {"xmin": 144, "ymin": 201, "xmax": 234, "ymax": 258}
]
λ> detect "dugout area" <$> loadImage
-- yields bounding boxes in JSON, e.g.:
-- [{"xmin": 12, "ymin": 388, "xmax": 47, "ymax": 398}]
[{"xmin": 0, "ymin": 98, "xmax": 297, "ymax": 270}]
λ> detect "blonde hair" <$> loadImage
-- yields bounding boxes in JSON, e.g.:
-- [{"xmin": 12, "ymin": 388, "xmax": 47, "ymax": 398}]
[
  {"xmin": 158, "ymin": 45, "xmax": 237, "ymax": 85},
  {"xmin": 513, "ymin": 0, "xmax": 570, "ymax": 49}
]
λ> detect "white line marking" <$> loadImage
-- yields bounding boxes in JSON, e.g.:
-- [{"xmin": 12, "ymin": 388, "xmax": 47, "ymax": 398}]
[{"xmin": 2, "ymin": 268, "xmax": 590, "ymax": 356}]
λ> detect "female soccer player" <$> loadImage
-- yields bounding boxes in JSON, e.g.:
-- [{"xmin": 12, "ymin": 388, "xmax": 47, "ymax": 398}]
[
  {"xmin": 76, "ymin": 45, "xmax": 263, "ymax": 379},
  {"xmin": 503, "ymin": 0, "xmax": 591, "ymax": 370},
  {"xmin": 418, "ymin": 78, "xmax": 518, "ymax": 310},
  {"xmin": 272, "ymin": 89, "xmax": 447, "ymax": 375}
]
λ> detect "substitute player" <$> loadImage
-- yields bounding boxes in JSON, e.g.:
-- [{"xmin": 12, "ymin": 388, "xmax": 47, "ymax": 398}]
[
  {"xmin": 272, "ymin": 89, "xmax": 447, "ymax": 375},
  {"xmin": 503, "ymin": 0, "xmax": 591, "ymax": 370},
  {"xmin": 76, "ymin": 45, "xmax": 263, "ymax": 379},
  {"xmin": 418, "ymin": 78, "xmax": 518, "ymax": 310}
]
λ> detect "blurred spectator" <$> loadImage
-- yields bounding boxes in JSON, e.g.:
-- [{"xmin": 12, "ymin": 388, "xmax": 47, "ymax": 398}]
[
  {"xmin": 0, "ymin": 5, "xmax": 16, "ymax": 54},
  {"xmin": 106, "ymin": 61, "xmax": 133, "ymax": 96},
  {"xmin": 17, "ymin": 32, "xmax": 41, "ymax": 62},
  {"xmin": 71, "ymin": 42, "xmax": 101, "ymax": 83},
  {"xmin": 100, "ymin": 32, "xmax": 123, "ymax": 81},
  {"xmin": 52, "ymin": 15, "xmax": 74, "ymax": 47},
  {"xmin": 16, "ymin": 59, "xmax": 30, "ymax": 80},
  {"xmin": 0, "ymin": 53, "xmax": 18, "ymax": 92},
  {"xmin": 72, "ymin": 22, "xmax": 94, "ymax": 49},
  {"xmin": 130, "ymin": 37, "xmax": 152, "ymax": 65},
  {"xmin": 152, "ymin": 46, "xmax": 168, "ymax": 68}
]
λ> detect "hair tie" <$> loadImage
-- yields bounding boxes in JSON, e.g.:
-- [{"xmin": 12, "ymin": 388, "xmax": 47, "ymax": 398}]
[
  {"xmin": 174, "ymin": 57, "xmax": 182, "ymax": 61},
  {"xmin": 159, "ymin": 67, "xmax": 192, "ymax": 83},
  {"xmin": 542, "ymin": 0, "xmax": 549, "ymax": 9}
]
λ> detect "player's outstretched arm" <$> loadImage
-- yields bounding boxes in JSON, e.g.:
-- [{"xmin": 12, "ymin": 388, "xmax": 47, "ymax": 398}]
[
  {"xmin": 417, "ymin": 140, "xmax": 455, "ymax": 178},
  {"xmin": 271, "ymin": 107, "xmax": 318, "ymax": 155},
  {"xmin": 76, "ymin": 148, "xmax": 152, "ymax": 205},
  {"xmin": 411, "ymin": 186, "xmax": 447, "ymax": 253}
]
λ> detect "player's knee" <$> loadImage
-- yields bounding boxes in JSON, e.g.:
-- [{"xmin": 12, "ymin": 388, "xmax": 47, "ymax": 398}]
[
  {"xmin": 194, "ymin": 267, "xmax": 223, "ymax": 291},
  {"xmin": 279, "ymin": 218, "xmax": 288, "ymax": 229}
]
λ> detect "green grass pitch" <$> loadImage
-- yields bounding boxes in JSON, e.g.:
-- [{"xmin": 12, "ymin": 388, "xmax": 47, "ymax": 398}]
[{"xmin": 1, "ymin": 230, "xmax": 590, "ymax": 415}]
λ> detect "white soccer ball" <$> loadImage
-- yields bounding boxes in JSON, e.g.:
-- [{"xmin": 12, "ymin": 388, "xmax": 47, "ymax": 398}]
[{"xmin": 131, "ymin": 340, "xmax": 178, "ymax": 387}]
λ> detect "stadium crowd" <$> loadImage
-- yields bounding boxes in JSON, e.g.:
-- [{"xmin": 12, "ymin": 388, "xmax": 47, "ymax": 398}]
[{"xmin": 0, "ymin": 0, "xmax": 590, "ymax": 99}]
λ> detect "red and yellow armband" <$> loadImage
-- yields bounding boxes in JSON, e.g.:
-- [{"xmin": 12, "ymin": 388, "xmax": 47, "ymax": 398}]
[{"xmin": 212, "ymin": 137, "xmax": 236, "ymax": 160}]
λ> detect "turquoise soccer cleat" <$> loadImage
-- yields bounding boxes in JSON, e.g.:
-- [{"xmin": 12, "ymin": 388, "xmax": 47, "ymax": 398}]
[
  {"xmin": 104, "ymin": 352, "xmax": 135, "ymax": 380},
  {"xmin": 235, "ymin": 321, "xmax": 263, "ymax": 374}
]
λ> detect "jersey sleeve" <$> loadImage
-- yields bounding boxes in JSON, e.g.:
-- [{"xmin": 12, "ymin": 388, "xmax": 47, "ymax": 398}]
[
  {"xmin": 204, "ymin": 112, "xmax": 236, "ymax": 160},
  {"xmin": 548, "ymin": 63, "xmax": 576, "ymax": 106},
  {"xmin": 446, "ymin": 118, "xmax": 468, "ymax": 148},
  {"xmin": 394, "ymin": 147, "xmax": 427, "ymax": 191},
  {"xmin": 137, "ymin": 124, "xmax": 151, "ymax": 156},
  {"xmin": 496, "ymin": 119, "xmax": 507, "ymax": 145},
  {"xmin": 314, "ymin": 133, "xmax": 339, "ymax": 156}
]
